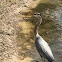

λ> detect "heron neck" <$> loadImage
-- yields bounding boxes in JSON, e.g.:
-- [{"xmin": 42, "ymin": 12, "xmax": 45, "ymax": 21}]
[{"xmin": 34, "ymin": 17, "xmax": 42, "ymax": 38}]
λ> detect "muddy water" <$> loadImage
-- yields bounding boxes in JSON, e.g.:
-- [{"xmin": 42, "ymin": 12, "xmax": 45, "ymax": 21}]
[{"xmin": 17, "ymin": 0, "xmax": 62, "ymax": 62}]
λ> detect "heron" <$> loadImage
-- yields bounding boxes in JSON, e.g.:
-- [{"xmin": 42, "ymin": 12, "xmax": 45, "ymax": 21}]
[{"xmin": 33, "ymin": 13, "xmax": 55, "ymax": 62}]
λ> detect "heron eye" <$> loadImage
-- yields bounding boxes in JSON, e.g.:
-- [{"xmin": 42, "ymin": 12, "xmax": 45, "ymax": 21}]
[{"xmin": 37, "ymin": 13, "xmax": 40, "ymax": 15}]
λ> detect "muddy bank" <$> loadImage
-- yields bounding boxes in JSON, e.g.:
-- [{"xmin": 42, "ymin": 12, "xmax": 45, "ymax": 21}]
[{"xmin": 0, "ymin": 0, "xmax": 35, "ymax": 62}]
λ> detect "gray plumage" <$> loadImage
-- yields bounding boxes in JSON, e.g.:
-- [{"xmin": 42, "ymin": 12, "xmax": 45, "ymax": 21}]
[{"xmin": 34, "ymin": 13, "xmax": 54, "ymax": 62}]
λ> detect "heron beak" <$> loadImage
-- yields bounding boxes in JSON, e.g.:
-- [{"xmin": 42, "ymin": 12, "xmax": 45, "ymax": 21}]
[{"xmin": 33, "ymin": 14, "xmax": 38, "ymax": 18}]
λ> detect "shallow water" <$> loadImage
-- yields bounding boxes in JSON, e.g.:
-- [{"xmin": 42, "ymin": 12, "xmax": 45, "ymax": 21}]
[{"xmin": 17, "ymin": 0, "xmax": 62, "ymax": 62}]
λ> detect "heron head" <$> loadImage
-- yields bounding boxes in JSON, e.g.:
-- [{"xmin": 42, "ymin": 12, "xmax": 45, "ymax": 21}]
[
  {"xmin": 33, "ymin": 13, "xmax": 42, "ymax": 24},
  {"xmin": 33, "ymin": 13, "xmax": 41, "ymax": 19}
]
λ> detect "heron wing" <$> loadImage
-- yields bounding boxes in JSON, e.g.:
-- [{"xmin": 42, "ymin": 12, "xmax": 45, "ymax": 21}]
[{"xmin": 35, "ymin": 36, "xmax": 54, "ymax": 61}]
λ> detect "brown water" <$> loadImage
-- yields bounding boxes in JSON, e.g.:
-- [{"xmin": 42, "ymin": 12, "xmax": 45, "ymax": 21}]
[{"xmin": 17, "ymin": 0, "xmax": 62, "ymax": 62}]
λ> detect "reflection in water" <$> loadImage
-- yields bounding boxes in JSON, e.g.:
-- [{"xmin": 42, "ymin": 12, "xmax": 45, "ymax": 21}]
[{"xmin": 17, "ymin": 1, "xmax": 62, "ymax": 62}]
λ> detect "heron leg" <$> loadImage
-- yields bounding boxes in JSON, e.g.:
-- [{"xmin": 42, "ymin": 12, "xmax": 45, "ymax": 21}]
[
  {"xmin": 41, "ymin": 57, "xmax": 43, "ymax": 61},
  {"xmin": 40, "ymin": 56, "xmax": 43, "ymax": 61}
]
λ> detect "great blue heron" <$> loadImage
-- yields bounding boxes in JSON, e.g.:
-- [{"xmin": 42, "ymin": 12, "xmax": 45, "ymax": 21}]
[{"xmin": 34, "ymin": 13, "xmax": 54, "ymax": 62}]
